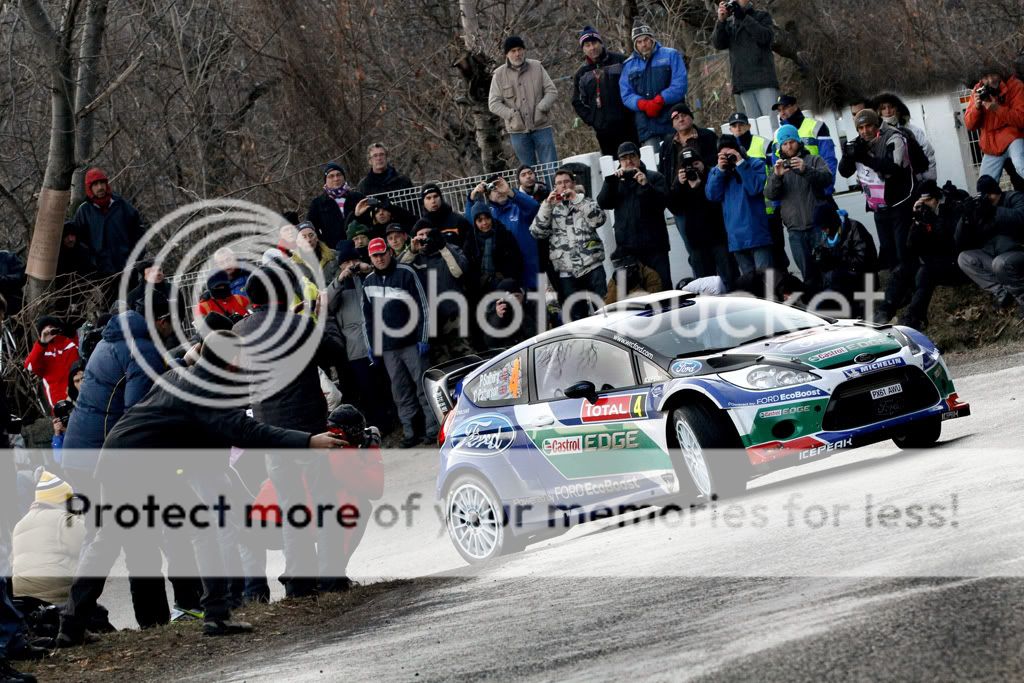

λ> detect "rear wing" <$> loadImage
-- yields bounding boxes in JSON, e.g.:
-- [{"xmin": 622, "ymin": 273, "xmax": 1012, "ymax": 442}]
[{"xmin": 422, "ymin": 350, "xmax": 506, "ymax": 426}]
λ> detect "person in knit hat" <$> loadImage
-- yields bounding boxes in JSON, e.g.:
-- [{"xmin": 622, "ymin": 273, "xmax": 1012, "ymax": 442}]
[
  {"xmin": 488, "ymin": 34, "xmax": 560, "ymax": 169},
  {"xmin": 306, "ymin": 161, "xmax": 366, "ymax": 250},
  {"xmin": 70, "ymin": 167, "xmax": 144, "ymax": 280},
  {"xmin": 619, "ymin": 20, "xmax": 688, "ymax": 151},
  {"xmin": 571, "ymin": 25, "xmax": 639, "ymax": 157},
  {"xmin": 24, "ymin": 316, "xmax": 79, "ymax": 409},
  {"xmin": 420, "ymin": 183, "xmax": 474, "ymax": 258}
]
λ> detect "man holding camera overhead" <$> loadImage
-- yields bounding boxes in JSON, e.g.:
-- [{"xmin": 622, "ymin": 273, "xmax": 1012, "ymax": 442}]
[
  {"xmin": 965, "ymin": 65, "xmax": 1024, "ymax": 185},
  {"xmin": 712, "ymin": 0, "xmax": 779, "ymax": 119}
]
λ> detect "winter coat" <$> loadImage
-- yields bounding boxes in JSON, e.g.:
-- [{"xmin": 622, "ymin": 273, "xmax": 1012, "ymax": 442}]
[
  {"xmin": 964, "ymin": 75, "xmax": 1024, "ymax": 156},
  {"xmin": 125, "ymin": 279, "xmax": 172, "ymax": 313},
  {"xmin": 705, "ymin": 157, "xmax": 773, "ymax": 252},
  {"xmin": 488, "ymin": 58, "xmax": 558, "ymax": 134},
  {"xmin": 465, "ymin": 193, "xmax": 541, "ymax": 288},
  {"xmin": 572, "ymin": 49, "xmax": 632, "ymax": 132},
  {"xmin": 326, "ymin": 275, "xmax": 369, "ymax": 362},
  {"xmin": 907, "ymin": 203, "xmax": 959, "ymax": 260},
  {"xmin": 207, "ymin": 266, "xmax": 253, "ymax": 297},
  {"xmin": 838, "ymin": 123, "xmax": 914, "ymax": 210},
  {"xmin": 307, "ymin": 189, "xmax": 366, "ymax": 250},
  {"xmin": 71, "ymin": 195, "xmax": 144, "ymax": 275},
  {"xmin": 958, "ymin": 190, "xmax": 1024, "ymax": 256},
  {"xmin": 711, "ymin": 6, "xmax": 779, "ymax": 94},
  {"xmin": 619, "ymin": 42, "xmax": 688, "ymax": 142},
  {"xmin": 604, "ymin": 264, "xmax": 663, "ymax": 304},
  {"xmin": 665, "ymin": 172, "xmax": 728, "ymax": 249},
  {"xmin": 194, "ymin": 292, "xmax": 249, "ymax": 321},
  {"xmin": 362, "ymin": 258, "xmax": 430, "ymax": 353},
  {"xmin": 763, "ymin": 148, "xmax": 833, "ymax": 231},
  {"xmin": 294, "ymin": 243, "xmax": 339, "ymax": 283},
  {"xmin": 658, "ymin": 128, "xmax": 719, "ymax": 183},
  {"xmin": 408, "ymin": 244, "xmax": 468, "ymax": 322},
  {"xmin": 813, "ymin": 214, "xmax": 877, "ymax": 275},
  {"xmin": 12, "ymin": 503, "xmax": 85, "ymax": 604},
  {"xmin": 483, "ymin": 299, "xmax": 539, "ymax": 351},
  {"xmin": 354, "ymin": 202, "xmax": 418, "ymax": 236},
  {"xmin": 62, "ymin": 311, "xmax": 166, "ymax": 471},
  {"xmin": 596, "ymin": 163, "xmax": 670, "ymax": 253},
  {"xmin": 467, "ymin": 222, "xmax": 524, "ymax": 292},
  {"xmin": 24, "ymin": 335, "xmax": 79, "ymax": 408},
  {"xmin": 232, "ymin": 304, "xmax": 328, "ymax": 433},
  {"xmin": 357, "ymin": 165, "xmax": 413, "ymax": 196},
  {"xmin": 423, "ymin": 202, "xmax": 474, "ymax": 249},
  {"xmin": 529, "ymin": 194, "xmax": 607, "ymax": 278}
]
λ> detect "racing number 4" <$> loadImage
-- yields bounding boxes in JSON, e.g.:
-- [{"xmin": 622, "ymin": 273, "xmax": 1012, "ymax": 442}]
[{"xmin": 632, "ymin": 394, "xmax": 644, "ymax": 419}]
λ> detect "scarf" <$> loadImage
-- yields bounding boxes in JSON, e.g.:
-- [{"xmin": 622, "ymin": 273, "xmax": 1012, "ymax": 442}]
[
  {"xmin": 91, "ymin": 195, "xmax": 113, "ymax": 213},
  {"xmin": 478, "ymin": 230, "xmax": 496, "ymax": 280},
  {"xmin": 325, "ymin": 183, "xmax": 350, "ymax": 215}
]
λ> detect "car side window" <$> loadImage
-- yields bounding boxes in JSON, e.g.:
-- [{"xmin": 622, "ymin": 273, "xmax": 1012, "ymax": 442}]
[
  {"xmin": 534, "ymin": 339, "xmax": 636, "ymax": 401},
  {"xmin": 463, "ymin": 351, "xmax": 526, "ymax": 407},
  {"xmin": 639, "ymin": 357, "xmax": 671, "ymax": 384}
]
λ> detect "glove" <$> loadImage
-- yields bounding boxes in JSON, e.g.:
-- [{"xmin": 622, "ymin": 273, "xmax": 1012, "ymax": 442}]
[
  {"xmin": 417, "ymin": 342, "xmax": 430, "ymax": 357},
  {"xmin": 637, "ymin": 98, "xmax": 652, "ymax": 116},
  {"xmin": 648, "ymin": 94, "xmax": 665, "ymax": 118}
]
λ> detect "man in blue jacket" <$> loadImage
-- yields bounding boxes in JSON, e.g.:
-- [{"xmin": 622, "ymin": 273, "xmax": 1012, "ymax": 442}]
[
  {"xmin": 362, "ymin": 238, "xmax": 437, "ymax": 448},
  {"xmin": 466, "ymin": 176, "xmax": 540, "ymax": 289},
  {"xmin": 619, "ymin": 22, "xmax": 688, "ymax": 151},
  {"xmin": 705, "ymin": 134, "xmax": 774, "ymax": 275}
]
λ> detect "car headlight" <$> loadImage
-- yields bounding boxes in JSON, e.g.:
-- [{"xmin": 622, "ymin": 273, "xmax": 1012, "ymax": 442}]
[{"xmin": 720, "ymin": 364, "xmax": 820, "ymax": 390}]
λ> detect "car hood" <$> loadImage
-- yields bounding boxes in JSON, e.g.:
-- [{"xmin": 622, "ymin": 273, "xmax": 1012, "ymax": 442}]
[{"xmin": 729, "ymin": 324, "xmax": 903, "ymax": 370}]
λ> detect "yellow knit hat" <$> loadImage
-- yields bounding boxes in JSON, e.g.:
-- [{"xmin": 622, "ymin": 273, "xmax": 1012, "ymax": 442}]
[{"xmin": 36, "ymin": 470, "xmax": 74, "ymax": 506}]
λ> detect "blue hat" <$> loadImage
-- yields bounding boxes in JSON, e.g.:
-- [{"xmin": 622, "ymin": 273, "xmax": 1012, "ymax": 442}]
[
  {"xmin": 775, "ymin": 124, "xmax": 801, "ymax": 146},
  {"xmin": 323, "ymin": 161, "xmax": 345, "ymax": 177},
  {"xmin": 335, "ymin": 239, "xmax": 360, "ymax": 264},
  {"xmin": 471, "ymin": 204, "xmax": 492, "ymax": 221}
]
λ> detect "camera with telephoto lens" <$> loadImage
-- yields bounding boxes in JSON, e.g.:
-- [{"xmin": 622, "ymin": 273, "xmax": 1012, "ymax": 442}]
[
  {"xmin": 725, "ymin": 0, "xmax": 741, "ymax": 16},
  {"xmin": 975, "ymin": 83, "xmax": 999, "ymax": 103},
  {"xmin": 679, "ymin": 149, "xmax": 700, "ymax": 181},
  {"xmin": 912, "ymin": 204, "xmax": 936, "ymax": 227}
]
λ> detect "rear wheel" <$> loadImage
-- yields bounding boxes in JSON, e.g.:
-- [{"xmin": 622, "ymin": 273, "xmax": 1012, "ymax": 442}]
[
  {"xmin": 445, "ymin": 474, "xmax": 524, "ymax": 564},
  {"xmin": 893, "ymin": 415, "xmax": 942, "ymax": 449},
  {"xmin": 671, "ymin": 403, "xmax": 750, "ymax": 501}
]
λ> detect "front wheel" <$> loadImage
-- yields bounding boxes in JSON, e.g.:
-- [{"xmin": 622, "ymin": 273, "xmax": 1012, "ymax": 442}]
[
  {"xmin": 671, "ymin": 403, "xmax": 750, "ymax": 501},
  {"xmin": 445, "ymin": 474, "xmax": 523, "ymax": 564},
  {"xmin": 893, "ymin": 415, "xmax": 942, "ymax": 449}
]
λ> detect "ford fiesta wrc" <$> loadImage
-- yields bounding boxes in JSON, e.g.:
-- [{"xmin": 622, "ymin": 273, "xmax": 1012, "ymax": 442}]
[{"xmin": 425, "ymin": 291, "xmax": 971, "ymax": 563}]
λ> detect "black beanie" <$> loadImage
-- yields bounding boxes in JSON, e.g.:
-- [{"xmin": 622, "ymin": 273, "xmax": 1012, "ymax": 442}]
[
  {"xmin": 717, "ymin": 134, "xmax": 746, "ymax": 158},
  {"xmin": 503, "ymin": 35, "xmax": 525, "ymax": 55},
  {"xmin": 421, "ymin": 183, "xmax": 442, "ymax": 202},
  {"xmin": 977, "ymin": 174, "xmax": 1002, "ymax": 195},
  {"xmin": 35, "ymin": 315, "xmax": 63, "ymax": 336}
]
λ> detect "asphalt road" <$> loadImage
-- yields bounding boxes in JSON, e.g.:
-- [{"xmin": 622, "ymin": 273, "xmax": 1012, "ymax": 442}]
[{"xmin": 137, "ymin": 351, "xmax": 1024, "ymax": 680}]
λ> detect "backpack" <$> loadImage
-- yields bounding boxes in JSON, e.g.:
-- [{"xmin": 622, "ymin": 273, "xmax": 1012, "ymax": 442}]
[{"xmin": 895, "ymin": 125, "xmax": 930, "ymax": 176}]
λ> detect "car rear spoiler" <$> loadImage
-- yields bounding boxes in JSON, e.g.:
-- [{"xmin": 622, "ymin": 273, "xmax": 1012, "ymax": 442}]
[{"xmin": 422, "ymin": 350, "xmax": 507, "ymax": 425}]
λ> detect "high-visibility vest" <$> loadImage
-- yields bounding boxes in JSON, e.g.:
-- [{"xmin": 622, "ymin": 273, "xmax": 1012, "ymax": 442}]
[
  {"xmin": 745, "ymin": 135, "xmax": 775, "ymax": 215},
  {"xmin": 797, "ymin": 117, "xmax": 821, "ymax": 156}
]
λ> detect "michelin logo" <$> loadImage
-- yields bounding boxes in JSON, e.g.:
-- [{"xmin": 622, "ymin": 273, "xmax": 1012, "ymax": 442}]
[{"xmin": 843, "ymin": 357, "xmax": 905, "ymax": 378}]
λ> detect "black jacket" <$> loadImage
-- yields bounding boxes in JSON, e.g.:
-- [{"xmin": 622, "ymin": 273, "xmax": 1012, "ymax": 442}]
[
  {"xmin": 232, "ymin": 304, "xmax": 328, "ymax": 433},
  {"xmin": 362, "ymin": 259, "xmax": 430, "ymax": 353},
  {"xmin": 467, "ymin": 221, "xmax": 524, "ymax": 292},
  {"xmin": 483, "ymin": 299, "xmax": 539, "ymax": 351},
  {"xmin": 355, "ymin": 201, "xmax": 418, "ymax": 235},
  {"xmin": 665, "ymin": 171, "xmax": 728, "ymax": 249},
  {"xmin": 711, "ymin": 6, "xmax": 779, "ymax": 94},
  {"xmin": 908, "ymin": 203, "xmax": 960, "ymax": 259},
  {"xmin": 956, "ymin": 190, "xmax": 1024, "ymax": 255},
  {"xmin": 597, "ymin": 163, "xmax": 670, "ymax": 252},
  {"xmin": 422, "ymin": 203, "xmax": 474, "ymax": 249},
  {"xmin": 658, "ymin": 128, "xmax": 719, "ymax": 186},
  {"xmin": 71, "ymin": 195, "xmax": 144, "ymax": 275},
  {"xmin": 307, "ymin": 189, "xmax": 366, "ymax": 250},
  {"xmin": 813, "ymin": 215, "xmax": 877, "ymax": 275},
  {"xmin": 572, "ymin": 49, "xmax": 632, "ymax": 132},
  {"xmin": 357, "ymin": 165, "xmax": 413, "ymax": 196}
]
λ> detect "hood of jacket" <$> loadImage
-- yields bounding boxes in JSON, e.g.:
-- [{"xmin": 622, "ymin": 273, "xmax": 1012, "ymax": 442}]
[{"xmin": 102, "ymin": 310, "xmax": 156, "ymax": 345}]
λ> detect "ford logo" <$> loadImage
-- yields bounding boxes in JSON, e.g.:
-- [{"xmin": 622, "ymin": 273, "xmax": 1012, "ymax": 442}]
[
  {"xmin": 854, "ymin": 352, "xmax": 876, "ymax": 364},
  {"xmin": 449, "ymin": 413, "xmax": 517, "ymax": 456}
]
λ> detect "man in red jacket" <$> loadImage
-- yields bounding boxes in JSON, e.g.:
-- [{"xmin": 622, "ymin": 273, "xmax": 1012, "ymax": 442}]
[
  {"xmin": 965, "ymin": 66, "xmax": 1024, "ymax": 184},
  {"xmin": 24, "ymin": 316, "xmax": 79, "ymax": 409}
]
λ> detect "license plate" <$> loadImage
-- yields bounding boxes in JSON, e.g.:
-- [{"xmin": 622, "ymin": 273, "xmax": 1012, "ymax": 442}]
[{"xmin": 870, "ymin": 383, "xmax": 903, "ymax": 400}]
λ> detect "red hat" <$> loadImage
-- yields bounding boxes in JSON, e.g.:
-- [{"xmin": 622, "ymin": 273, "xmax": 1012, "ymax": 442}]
[
  {"xmin": 367, "ymin": 237, "xmax": 388, "ymax": 255},
  {"xmin": 84, "ymin": 168, "xmax": 109, "ymax": 200}
]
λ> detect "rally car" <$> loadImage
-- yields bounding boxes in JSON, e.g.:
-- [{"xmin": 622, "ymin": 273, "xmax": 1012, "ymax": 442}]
[{"xmin": 426, "ymin": 291, "xmax": 971, "ymax": 563}]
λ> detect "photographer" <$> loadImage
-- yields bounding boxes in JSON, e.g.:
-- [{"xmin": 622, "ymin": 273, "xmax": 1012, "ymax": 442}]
[
  {"xmin": 763, "ymin": 124, "xmax": 834, "ymax": 288},
  {"xmin": 665, "ymin": 147, "xmax": 734, "ymax": 287},
  {"xmin": 24, "ymin": 317, "xmax": 79, "ymax": 409},
  {"xmin": 711, "ymin": 0, "xmax": 779, "ymax": 118},
  {"xmin": 957, "ymin": 175, "xmax": 1024, "ymax": 320},
  {"xmin": 466, "ymin": 175, "xmax": 540, "ymax": 289},
  {"xmin": 964, "ymin": 66, "xmax": 1024, "ymax": 185},
  {"xmin": 352, "ymin": 195, "xmax": 416, "ymax": 238},
  {"xmin": 812, "ymin": 204, "xmax": 877, "ymax": 315},
  {"xmin": 483, "ymin": 279, "xmax": 539, "ymax": 350},
  {"xmin": 704, "ymin": 135, "xmax": 774, "ymax": 275},
  {"xmin": 529, "ymin": 167, "xmax": 608, "ymax": 322},
  {"xmin": 597, "ymin": 141, "xmax": 671, "ymax": 289}
]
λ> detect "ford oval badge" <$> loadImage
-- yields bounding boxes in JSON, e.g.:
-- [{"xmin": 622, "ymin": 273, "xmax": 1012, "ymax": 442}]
[{"xmin": 449, "ymin": 413, "xmax": 517, "ymax": 456}]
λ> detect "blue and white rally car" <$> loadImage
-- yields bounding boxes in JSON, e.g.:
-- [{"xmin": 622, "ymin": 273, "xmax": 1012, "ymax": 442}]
[{"xmin": 425, "ymin": 291, "xmax": 970, "ymax": 563}]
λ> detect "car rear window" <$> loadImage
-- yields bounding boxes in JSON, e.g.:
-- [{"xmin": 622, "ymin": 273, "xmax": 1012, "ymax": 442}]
[{"xmin": 463, "ymin": 351, "xmax": 527, "ymax": 406}]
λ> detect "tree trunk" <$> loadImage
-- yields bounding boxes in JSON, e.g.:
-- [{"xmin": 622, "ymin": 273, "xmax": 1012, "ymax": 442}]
[
  {"xmin": 70, "ymin": 0, "xmax": 110, "ymax": 209},
  {"xmin": 21, "ymin": 0, "xmax": 82, "ymax": 301},
  {"xmin": 456, "ymin": 0, "xmax": 505, "ymax": 174}
]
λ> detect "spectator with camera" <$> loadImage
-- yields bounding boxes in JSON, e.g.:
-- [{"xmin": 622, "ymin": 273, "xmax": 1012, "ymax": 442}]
[
  {"xmin": 665, "ymin": 147, "xmax": 734, "ymax": 287},
  {"xmin": 763, "ymin": 124, "xmax": 834, "ymax": 288},
  {"xmin": 352, "ymin": 195, "xmax": 417, "ymax": 238},
  {"xmin": 838, "ymin": 108, "xmax": 915, "ymax": 276},
  {"xmin": 727, "ymin": 111, "xmax": 786, "ymax": 269},
  {"xmin": 811, "ymin": 204, "xmax": 877, "ymax": 315},
  {"xmin": 488, "ymin": 35, "xmax": 559, "ymax": 169},
  {"xmin": 529, "ymin": 167, "xmax": 608, "ymax": 322},
  {"xmin": 406, "ymin": 225, "xmax": 473, "ymax": 362},
  {"xmin": 483, "ymin": 279, "xmax": 539, "ymax": 350},
  {"xmin": 711, "ymin": 0, "xmax": 779, "ymax": 118},
  {"xmin": 307, "ymin": 162, "xmax": 365, "ymax": 249},
  {"xmin": 873, "ymin": 92, "xmax": 937, "ymax": 182},
  {"xmin": 619, "ymin": 21, "xmax": 688, "ymax": 151},
  {"xmin": 24, "ymin": 317, "xmax": 79, "ymax": 410},
  {"xmin": 964, "ymin": 66, "xmax": 1024, "ymax": 186},
  {"xmin": 362, "ymin": 238, "xmax": 437, "ymax": 447},
  {"xmin": 572, "ymin": 25, "xmax": 639, "ymax": 158},
  {"xmin": 705, "ymin": 135, "xmax": 774, "ymax": 275},
  {"xmin": 467, "ymin": 175, "xmax": 540, "ymax": 289},
  {"xmin": 597, "ymin": 141, "xmax": 671, "ymax": 289},
  {"xmin": 956, "ymin": 174, "xmax": 1024, "ymax": 320},
  {"xmin": 467, "ymin": 204, "xmax": 523, "ymax": 296},
  {"xmin": 357, "ymin": 143, "xmax": 413, "ymax": 196},
  {"xmin": 420, "ymin": 183, "xmax": 474, "ymax": 251},
  {"xmin": 771, "ymin": 94, "xmax": 837, "ymax": 193}
]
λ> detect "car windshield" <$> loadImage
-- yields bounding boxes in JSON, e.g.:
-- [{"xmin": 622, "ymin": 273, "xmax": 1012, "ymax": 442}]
[{"xmin": 608, "ymin": 298, "xmax": 828, "ymax": 359}]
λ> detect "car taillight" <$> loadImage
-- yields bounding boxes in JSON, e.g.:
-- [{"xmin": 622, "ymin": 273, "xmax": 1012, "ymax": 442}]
[{"xmin": 438, "ymin": 407, "xmax": 457, "ymax": 447}]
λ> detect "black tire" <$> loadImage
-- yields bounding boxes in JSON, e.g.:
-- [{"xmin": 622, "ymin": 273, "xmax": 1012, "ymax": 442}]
[
  {"xmin": 893, "ymin": 415, "xmax": 942, "ymax": 449},
  {"xmin": 444, "ymin": 473, "xmax": 525, "ymax": 564},
  {"xmin": 670, "ymin": 403, "xmax": 750, "ymax": 501}
]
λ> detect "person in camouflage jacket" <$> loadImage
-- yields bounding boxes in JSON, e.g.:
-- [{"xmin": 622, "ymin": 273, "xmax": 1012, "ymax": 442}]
[{"xmin": 529, "ymin": 167, "xmax": 608, "ymax": 322}]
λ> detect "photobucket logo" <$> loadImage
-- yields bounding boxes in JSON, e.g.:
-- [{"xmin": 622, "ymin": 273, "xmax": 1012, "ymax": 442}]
[{"xmin": 118, "ymin": 199, "xmax": 325, "ymax": 409}]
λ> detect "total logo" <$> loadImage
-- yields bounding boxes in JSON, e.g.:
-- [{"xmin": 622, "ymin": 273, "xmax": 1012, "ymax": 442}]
[
  {"xmin": 758, "ymin": 405, "xmax": 812, "ymax": 419},
  {"xmin": 580, "ymin": 393, "xmax": 647, "ymax": 423},
  {"xmin": 449, "ymin": 414, "xmax": 517, "ymax": 456}
]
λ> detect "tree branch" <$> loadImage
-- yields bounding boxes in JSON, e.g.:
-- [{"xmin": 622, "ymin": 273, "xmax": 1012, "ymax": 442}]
[{"xmin": 77, "ymin": 51, "xmax": 144, "ymax": 119}]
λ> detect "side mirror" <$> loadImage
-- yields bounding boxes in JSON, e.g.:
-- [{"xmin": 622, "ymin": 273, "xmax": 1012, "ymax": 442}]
[{"xmin": 564, "ymin": 381, "xmax": 599, "ymax": 404}]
